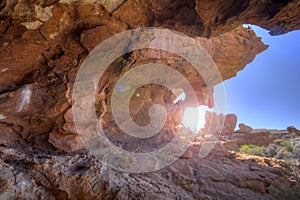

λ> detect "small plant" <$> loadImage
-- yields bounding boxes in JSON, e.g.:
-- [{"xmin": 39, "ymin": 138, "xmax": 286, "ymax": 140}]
[
  {"xmin": 240, "ymin": 144, "xmax": 265, "ymax": 156},
  {"xmin": 279, "ymin": 140, "xmax": 293, "ymax": 152},
  {"xmin": 290, "ymin": 132, "xmax": 297, "ymax": 139},
  {"xmin": 274, "ymin": 139, "xmax": 284, "ymax": 144}
]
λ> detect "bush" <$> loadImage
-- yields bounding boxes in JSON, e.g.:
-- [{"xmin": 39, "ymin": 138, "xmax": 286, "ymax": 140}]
[
  {"xmin": 290, "ymin": 132, "xmax": 297, "ymax": 139},
  {"xmin": 240, "ymin": 144, "xmax": 265, "ymax": 156},
  {"xmin": 279, "ymin": 140, "xmax": 293, "ymax": 152},
  {"xmin": 274, "ymin": 139, "xmax": 284, "ymax": 144}
]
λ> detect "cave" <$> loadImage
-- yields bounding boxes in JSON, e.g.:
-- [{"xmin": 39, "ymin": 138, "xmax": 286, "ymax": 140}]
[{"xmin": 0, "ymin": 0, "xmax": 299, "ymax": 199}]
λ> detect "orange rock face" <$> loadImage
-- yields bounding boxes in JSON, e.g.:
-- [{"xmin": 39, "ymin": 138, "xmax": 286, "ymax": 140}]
[
  {"xmin": 0, "ymin": 0, "xmax": 269, "ymax": 150},
  {"xmin": 201, "ymin": 111, "xmax": 237, "ymax": 135},
  {"xmin": 0, "ymin": 1, "xmax": 299, "ymax": 199}
]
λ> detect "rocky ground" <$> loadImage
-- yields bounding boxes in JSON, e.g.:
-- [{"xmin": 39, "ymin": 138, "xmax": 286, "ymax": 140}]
[
  {"xmin": 224, "ymin": 125, "xmax": 300, "ymax": 178},
  {"xmin": 1, "ymin": 141, "xmax": 300, "ymax": 200},
  {"xmin": 1, "ymin": 125, "xmax": 300, "ymax": 199},
  {"xmin": 0, "ymin": 0, "xmax": 300, "ymax": 199}
]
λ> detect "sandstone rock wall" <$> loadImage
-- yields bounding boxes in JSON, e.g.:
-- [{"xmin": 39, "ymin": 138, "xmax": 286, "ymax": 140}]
[
  {"xmin": 201, "ymin": 111, "xmax": 237, "ymax": 135},
  {"xmin": 0, "ymin": 1, "xmax": 270, "ymax": 151},
  {"xmin": 0, "ymin": 1, "xmax": 300, "ymax": 199}
]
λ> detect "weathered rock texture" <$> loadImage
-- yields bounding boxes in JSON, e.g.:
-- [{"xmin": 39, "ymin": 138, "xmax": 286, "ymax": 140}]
[
  {"xmin": 0, "ymin": 0, "xmax": 269, "ymax": 151},
  {"xmin": 233, "ymin": 131, "xmax": 275, "ymax": 147},
  {"xmin": 201, "ymin": 112, "xmax": 237, "ymax": 135},
  {"xmin": 226, "ymin": 127, "xmax": 300, "ymax": 179},
  {"xmin": 236, "ymin": 123, "xmax": 254, "ymax": 133},
  {"xmin": 287, "ymin": 126, "xmax": 300, "ymax": 136},
  {"xmin": 0, "ymin": 0, "xmax": 300, "ymax": 199},
  {"xmin": 195, "ymin": 0, "xmax": 300, "ymax": 37},
  {"xmin": 227, "ymin": 127, "xmax": 300, "ymax": 155},
  {"xmin": 0, "ymin": 144, "xmax": 299, "ymax": 200}
]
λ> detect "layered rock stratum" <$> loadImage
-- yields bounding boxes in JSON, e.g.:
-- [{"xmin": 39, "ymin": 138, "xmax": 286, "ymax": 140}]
[{"xmin": 0, "ymin": 0, "xmax": 300, "ymax": 199}]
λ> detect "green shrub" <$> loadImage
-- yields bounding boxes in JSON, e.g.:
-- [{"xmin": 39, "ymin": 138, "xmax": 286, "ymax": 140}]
[
  {"xmin": 240, "ymin": 144, "xmax": 265, "ymax": 156},
  {"xmin": 274, "ymin": 139, "xmax": 284, "ymax": 144},
  {"xmin": 291, "ymin": 132, "xmax": 297, "ymax": 139},
  {"xmin": 280, "ymin": 140, "xmax": 293, "ymax": 152}
]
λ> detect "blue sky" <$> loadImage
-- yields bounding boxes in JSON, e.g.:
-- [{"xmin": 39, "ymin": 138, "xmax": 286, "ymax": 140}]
[{"xmin": 219, "ymin": 25, "xmax": 300, "ymax": 130}]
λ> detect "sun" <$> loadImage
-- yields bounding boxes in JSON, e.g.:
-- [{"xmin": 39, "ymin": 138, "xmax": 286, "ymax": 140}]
[
  {"xmin": 173, "ymin": 91, "xmax": 209, "ymax": 133},
  {"xmin": 182, "ymin": 106, "xmax": 209, "ymax": 133}
]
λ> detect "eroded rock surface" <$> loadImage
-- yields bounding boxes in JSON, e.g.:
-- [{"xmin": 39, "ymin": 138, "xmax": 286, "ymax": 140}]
[
  {"xmin": 0, "ymin": 0, "xmax": 300, "ymax": 199},
  {"xmin": 226, "ymin": 127, "xmax": 300, "ymax": 179},
  {"xmin": 0, "ymin": 1, "xmax": 268, "ymax": 150},
  {"xmin": 0, "ymin": 144, "xmax": 299, "ymax": 200},
  {"xmin": 288, "ymin": 126, "xmax": 300, "ymax": 136},
  {"xmin": 201, "ymin": 112, "xmax": 238, "ymax": 135},
  {"xmin": 236, "ymin": 123, "xmax": 254, "ymax": 133}
]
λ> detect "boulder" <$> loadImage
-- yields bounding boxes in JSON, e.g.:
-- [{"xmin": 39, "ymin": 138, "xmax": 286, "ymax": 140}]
[
  {"xmin": 222, "ymin": 114, "xmax": 238, "ymax": 135},
  {"xmin": 237, "ymin": 123, "xmax": 253, "ymax": 133},
  {"xmin": 265, "ymin": 144, "xmax": 278, "ymax": 157},
  {"xmin": 201, "ymin": 112, "xmax": 237, "ymax": 135},
  {"xmin": 287, "ymin": 126, "xmax": 300, "ymax": 136}
]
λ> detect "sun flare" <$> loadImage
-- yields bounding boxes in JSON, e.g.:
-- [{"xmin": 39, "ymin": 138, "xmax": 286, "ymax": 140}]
[{"xmin": 182, "ymin": 106, "xmax": 209, "ymax": 133}]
